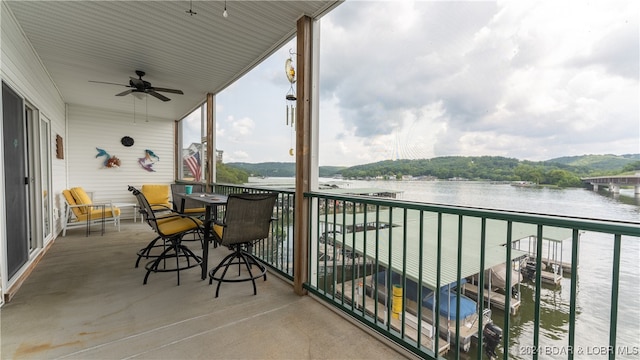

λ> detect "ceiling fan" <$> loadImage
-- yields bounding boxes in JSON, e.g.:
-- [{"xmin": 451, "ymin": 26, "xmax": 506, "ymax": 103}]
[{"xmin": 89, "ymin": 70, "xmax": 183, "ymax": 102}]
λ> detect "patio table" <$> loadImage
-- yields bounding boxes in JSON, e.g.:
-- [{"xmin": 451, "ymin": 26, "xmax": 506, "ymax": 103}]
[
  {"xmin": 173, "ymin": 192, "xmax": 228, "ymax": 279},
  {"xmin": 113, "ymin": 202, "xmax": 138, "ymax": 223}
]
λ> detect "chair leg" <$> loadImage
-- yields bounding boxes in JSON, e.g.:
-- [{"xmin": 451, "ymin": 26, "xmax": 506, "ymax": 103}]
[
  {"xmin": 174, "ymin": 241, "xmax": 180, "ymax": 286},
  {"xmin": 214, "ymin": 256, "xmax": 235, "ymax": 298},
  {"xmin": 135, "ymin": 235, "xmax": 163, "ymax": 268},
  {"xmin": 208, "ymin": 247, "xmax": 267, "ymax": 298},
  {"xmin": 143, "ymin": 236, "xmax": 202, "ymax": 285},
  {"xmin": 244, "ymin": 252, "xmax": 268, "ymax": 282},
  {"xmin": 238, "ymin": 252, "xmax": 257, "ymax": 296},
  {"xmin": 144, "ymin": 245, "xmax": 175, "ymax": 285},
  {"xmin": 208, "ymin": 252, "xmax": 237, "ymax": 285}
]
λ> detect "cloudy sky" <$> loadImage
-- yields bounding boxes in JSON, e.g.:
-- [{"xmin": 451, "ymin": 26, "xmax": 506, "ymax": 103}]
[{"xmin": 212, "ymin": 0, "xmax": 638, "ymax": 167}]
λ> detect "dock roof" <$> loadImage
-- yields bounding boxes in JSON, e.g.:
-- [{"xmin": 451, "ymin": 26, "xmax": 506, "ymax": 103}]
[{"xmin": 320, "ymin": 208, "xmax": 572, "ymax": 289}]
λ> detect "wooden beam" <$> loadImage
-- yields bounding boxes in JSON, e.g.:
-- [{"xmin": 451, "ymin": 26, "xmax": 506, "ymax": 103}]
[
  {"xmin": 206, "ymin": 93, "xmax": 214, "ymax": 186},
  {"xmin": 293, "ymin": 15, "xmax": 313, "ymax": 295},
  {"xmin": 174, "ymin": 120, "xmax": 179, "ymax": 181}
]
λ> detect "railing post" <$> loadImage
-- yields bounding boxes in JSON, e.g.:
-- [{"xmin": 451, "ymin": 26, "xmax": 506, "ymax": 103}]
[
  {"xmin": 533, "ymin": 225, "xmax": 544, "ymax": 360},
  {"xmin": 609, "ymin": 234, "xmax": 622, "ymax": 360},
  {"xmin": 568, "ymin": 229, "xmax": 580, "ymax": 360}
]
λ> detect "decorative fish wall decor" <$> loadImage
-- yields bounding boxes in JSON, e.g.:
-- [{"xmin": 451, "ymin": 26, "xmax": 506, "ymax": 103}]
[
  {"xmin": 96, "ymin": 147, "xmax": 121, "ymax": 168},
  {"xmin": 138, "ymin": 149, "xmax": 159, "ymax": 172}
]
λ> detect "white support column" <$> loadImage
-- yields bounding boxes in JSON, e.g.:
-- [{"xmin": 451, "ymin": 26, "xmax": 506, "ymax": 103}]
[
  {"xmin": 609, "ymin": 183, "xmax": 620, "ymax": 194},
  {"xmin": 635, "ymin": 185, "xmax": 640, "ymax": 195}
]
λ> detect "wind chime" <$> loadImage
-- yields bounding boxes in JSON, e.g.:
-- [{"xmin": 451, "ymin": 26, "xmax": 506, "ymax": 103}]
[{"xmin": 285, "ymin": 49, "xmax": 296, "ymax": 156}]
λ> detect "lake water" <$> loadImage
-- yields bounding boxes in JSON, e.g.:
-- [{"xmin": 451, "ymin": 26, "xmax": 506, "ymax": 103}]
[{"xmin": 250, "ymin": 178, "xmax": 640, "ymax": 359}]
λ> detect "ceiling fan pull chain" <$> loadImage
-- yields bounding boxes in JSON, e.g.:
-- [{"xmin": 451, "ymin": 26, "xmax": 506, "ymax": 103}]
[{"xmin": 133, "ymin": 95, "xmax": 136, "ymax": 125}]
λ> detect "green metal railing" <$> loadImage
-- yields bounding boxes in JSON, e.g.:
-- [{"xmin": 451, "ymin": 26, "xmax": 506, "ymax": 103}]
[
  {"xmin": 198, "ymin": 182, "xmax": 638, "ymax": 359},
  {"xmin": 303, "ymin": 191, "xmax": 640, "ymax": 360}
]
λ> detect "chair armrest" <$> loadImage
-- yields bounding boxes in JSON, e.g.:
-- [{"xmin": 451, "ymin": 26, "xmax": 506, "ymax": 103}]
[
  {"xmin": 151, "ymin": 204, "xmax": 174, "ymax": 211},
  {"xmin": 67, "ymin": 203, "xmax": 90, "ymax": 209},
  {"xmin": 154, "ymin": 213, "xmax": 183, "ymax": 221}
]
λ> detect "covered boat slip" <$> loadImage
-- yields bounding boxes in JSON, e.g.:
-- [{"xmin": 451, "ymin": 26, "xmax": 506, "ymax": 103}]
[
  {"xmin": 337, "ymin": 272, "xmax": 490, "ymax": 354},
  {"xmin": 316, "ymin": 207, "xmax": 573, "ymax": 293},
  {"xmin": 338, "ymin": 277, "xmax": 452, "ymax": 356},
  {"xmin": 513, "ymin": 234, "xmax": 576, "ymax": 285},
  {"xmin": 465, "ymin": 262, "xmax": 524, "ymax": 315},
  {"xmin": 317, "ymin": 208, "xmax": 572, "ymax": 353}
]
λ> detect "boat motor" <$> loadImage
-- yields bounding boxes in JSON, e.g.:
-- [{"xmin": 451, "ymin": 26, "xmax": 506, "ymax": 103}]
[
  {"xmin": 523, "ymin": 261, "xmax": 537, "ymax": 281},
  {"xmin": 483, "ymin": 323, "xmax": 503, "ymax": 359},
  {"xmin": 511, "ymin": 286, "xmax": 519, "ymax": 299}
]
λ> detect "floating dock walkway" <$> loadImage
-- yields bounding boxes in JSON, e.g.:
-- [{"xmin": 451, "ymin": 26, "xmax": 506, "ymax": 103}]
[{"xmin": 462, "ymin": 283, "xmax": 520, "ymax": 315}]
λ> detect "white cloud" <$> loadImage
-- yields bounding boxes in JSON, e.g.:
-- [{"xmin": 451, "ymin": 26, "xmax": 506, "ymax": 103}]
[
  {"xmin": 228, "ymin": 150, "xmax": 250, "ymax": 162},
  {"xmin": 217, "ymin": 0, "xmax": 638, "ymax": 166},
  {"xmin": 229, "ymin": 116, "xmax": 254, "ymax": 137}
]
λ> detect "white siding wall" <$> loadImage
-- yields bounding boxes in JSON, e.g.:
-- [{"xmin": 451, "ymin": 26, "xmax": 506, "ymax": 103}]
[
  {"xmin": 67, "ymin": 105, "xmax": 175, "ymax": 219},
  {"xmin": 1, "ymin": 3, "xmax": 67, "ymax": 229},
  {"xmin": 1, "ymin": 3, "xmax": 177, "ymax": 304},
  {"xmin": 1, "ymin": 3, "xmax": 66, "ymax": 298}
]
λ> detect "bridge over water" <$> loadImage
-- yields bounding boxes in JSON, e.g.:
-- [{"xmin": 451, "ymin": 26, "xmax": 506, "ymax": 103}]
[{"xmin": 582, "ymin": 174, "xmax": 640, "ymax": 194}]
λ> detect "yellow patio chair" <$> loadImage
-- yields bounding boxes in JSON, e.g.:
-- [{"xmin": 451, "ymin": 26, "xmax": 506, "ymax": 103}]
[
  {"xmin": 141, "ymin": 184, "xmax": 172, "ymax": 213},
  {"xmin": 128, "ymin": 185, "xmax": 191, "ymax": 268},
  {"xmin": 61, "ymin": 187, "xmax": 121, "ymax": 236},
  {"xmin": 130, "ymin": 186, "xmax": 204, "ymax": 285}
]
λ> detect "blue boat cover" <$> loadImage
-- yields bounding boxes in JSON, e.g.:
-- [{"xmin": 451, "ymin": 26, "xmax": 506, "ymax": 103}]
[{"xmin": 376, "ymin": 270, "xmax": 477, "ymax": 320}]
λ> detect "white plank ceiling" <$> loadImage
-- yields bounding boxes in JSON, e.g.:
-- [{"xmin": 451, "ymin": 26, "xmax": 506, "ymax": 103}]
[{"xmin": 5, "ymin": 1, "xmax": 340, "ymax": 120}]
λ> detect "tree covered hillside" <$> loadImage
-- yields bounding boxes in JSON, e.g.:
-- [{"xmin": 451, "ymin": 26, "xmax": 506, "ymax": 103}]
[
  {"xmin": 546, "ymin": 154, "xmax": 640, "ymax": 171},
  {"xmin": 227, "ymin": 162, "xmax": 346, "ymax": 178},
  {"xmin": 224, "ymin": 154, "xmax": 639, "ymax": 188}
]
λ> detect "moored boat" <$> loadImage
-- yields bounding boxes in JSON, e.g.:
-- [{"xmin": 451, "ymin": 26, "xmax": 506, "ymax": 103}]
[{"xmin": 373, "ymin": 270, "xmax": 496, "ymax": 353}]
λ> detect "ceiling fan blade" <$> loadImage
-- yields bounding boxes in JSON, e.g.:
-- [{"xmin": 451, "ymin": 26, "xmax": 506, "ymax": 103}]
[
  {"xmin": 147, "ymin": 91, "xmax": 171, "ymax": 102},
  {"xmin": 115, "ymin": 89, "xmax": 133, "ymax": 96},
  {"xmin": 151, "ymin": 87, "xmax": 184, "ymax": 95},
  {"xmin": 89, "ymin": 80, "xmax": 129, "ymax": 87}
]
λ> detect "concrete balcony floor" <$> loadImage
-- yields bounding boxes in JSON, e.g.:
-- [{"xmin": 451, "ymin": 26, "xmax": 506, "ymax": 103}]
[{"xmin": 1, "ymin": 221, "xmax": 404, "ymax": 359}]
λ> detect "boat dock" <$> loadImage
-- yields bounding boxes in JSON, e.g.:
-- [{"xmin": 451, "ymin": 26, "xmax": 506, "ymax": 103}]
[
  {"xmin": 337, "ymin": 278, "xmax": 451, "ymax": 356},
  {"xmin": 538, "ymin": 257, "xmax": 574, "ymax": 275},
  {"xmin": 512, "ymin": 232, "xmax": 580, "ymax": 285},
  {"xmin": 539, "ymin": 269, "xmax": 562, "ymax": 285},
  {"xmin": 522, "ymin": 258, "xmax": 563, "ymax": 285},
  {"xmin": 462, "ymin": 282, "xmax": 520, "ymax": 315}
]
